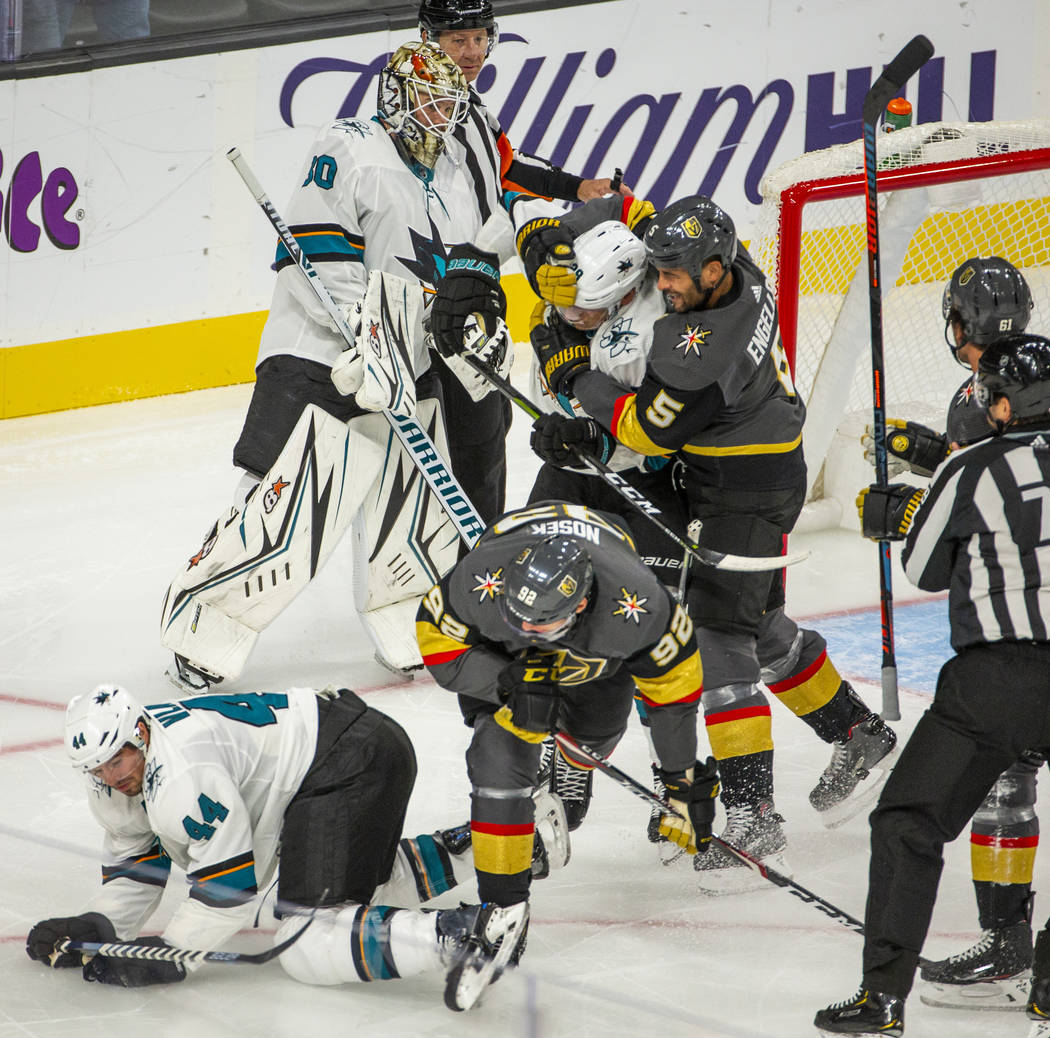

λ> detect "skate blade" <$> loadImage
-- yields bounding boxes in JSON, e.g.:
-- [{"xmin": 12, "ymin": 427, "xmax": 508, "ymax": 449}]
[
  {"xmin": 444, "ymin": 906, "xmax": 529, "ymax": 1012},
  {"xmin": 695, "ymin": 851, "xmax": 791, "ymax": 895},
  {"xmin": 918, "ymin": 972, "xmax": 1030, "ymax": 1011},
  {"xmin": 816, "ymin": 745, "xmax": 901, "ymax": 830}
]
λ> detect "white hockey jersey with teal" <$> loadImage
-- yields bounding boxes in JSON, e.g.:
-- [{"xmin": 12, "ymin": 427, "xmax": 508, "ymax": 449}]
[
  {"xmin": 256, "ymin": 116, "xmax": 485, "ymax": 374},
  {"xmin": 529, "ymin": 273, "xmax": 668, "ymax": 472},
  {"xmin": 81, "ymin": 690, "xmax": 318, "ymax": 961}
]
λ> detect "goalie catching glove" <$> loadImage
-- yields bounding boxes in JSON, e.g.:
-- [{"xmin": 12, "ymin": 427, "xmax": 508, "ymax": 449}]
[
  {"xmin": 862, "ymin": 419, "xmax": 949, "ymax": 478},
  {"xmin": 516, "ymin": 217, "xmax": 578, "ymax": 307},
  {"xmin": 494, "ymin": 651, "xmax": 561, "ymax": 743},
  {"xmin": 531, "ymin": 413, "xmax": 615, "ymax": 469},
  {"xmin": 856, "ymin": 483, "xmax": 927, "ymax": 541},
  {"xmin": 431, "ymin": 244, "xmax": 506, "ymax": 359},
  {"xmin": 439, "ymin": 314, "xmax": 514, "ymax": 403},
  {"xmin": 657, "ymin": 757, "xmax": 720, "ymax": 854}
]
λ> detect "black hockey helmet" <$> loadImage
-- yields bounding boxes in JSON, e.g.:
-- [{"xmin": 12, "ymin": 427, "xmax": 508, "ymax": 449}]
[
  {"xmin": 498, "ymin": 536, "xmax": 594, "ymax": 641},
  {"xmin": 643, "ymin": 194, "xmax": 738, "ymax": 281},
  {"xmin": 975, "ymin": 333, "xmax": 1050, "ymax": 430},
  {"xmin": 941, "ymin": 256, "xmax": 1033, "ymax": 360},
  {"xmin": 418, "ymin": 0, "xmax": 498, "ymax": 55}
]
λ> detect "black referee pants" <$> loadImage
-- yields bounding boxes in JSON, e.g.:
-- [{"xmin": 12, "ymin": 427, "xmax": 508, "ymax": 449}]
[{"xmin": 862, "ymin": 640, "xmax": 1050, "ymax": 999}]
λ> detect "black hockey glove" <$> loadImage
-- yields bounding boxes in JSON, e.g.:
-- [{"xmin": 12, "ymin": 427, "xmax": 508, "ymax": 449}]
[
  {"xmin": 531, "ymin": 413, "xmax": 615, "ymax": 469},
  {"xmin": 494, "ymin": 651, "xmax": 562, "ymax": 742},
  {"xmin": 863, "ymin": 419, "xmax": 949, "ymax": 478},
  {"xmin": 82, "ymin": 935, "xmax": 187, "ymax": 987},
  {"xmin": 856, "ymin": 483, "xmax": 927, "ymax": 541},
  {"xmin": 657, "ymin": 757, "xmax": 720, "ymax": 855},
  {"xmin": 431, "ymin": 244, "xmax": 506, "ymax": 359},
  {"xmin": 26, "ymin": 912, "xmax": 116, "ymax": 968},
  {"xmin": 515, "ymin": 216, "xmax": 578, "ymax": 306},
  {"xmin": 531, "ymin": 318, "xmax": 591, "ymax": 398}
]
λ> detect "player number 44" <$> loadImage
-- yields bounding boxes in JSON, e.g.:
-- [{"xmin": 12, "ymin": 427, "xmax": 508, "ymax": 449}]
[{"xmin": 182, "ymin": 794, "xmax": 229, "ymax": 841}]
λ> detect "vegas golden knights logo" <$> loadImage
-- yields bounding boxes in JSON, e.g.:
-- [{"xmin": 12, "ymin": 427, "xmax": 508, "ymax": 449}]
[
  {"xmin": 546, "ymin": 648, "xmax": 608, "ymax": 685},
  {"xmin": 681, "ymin": 216, "xmax": 702, "ymax": 238}
]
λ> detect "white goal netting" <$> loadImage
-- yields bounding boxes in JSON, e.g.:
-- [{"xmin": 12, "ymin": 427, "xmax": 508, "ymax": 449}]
[{"xmin": 749, "ymin": 120, "xmax": 1050, "ymax": 527}]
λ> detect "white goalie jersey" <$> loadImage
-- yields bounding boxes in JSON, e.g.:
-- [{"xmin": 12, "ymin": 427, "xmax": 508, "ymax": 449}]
[
  {"xmin": 529, "ymin": 273, "xmax": 667, "ymax": 471},
  {"xmin": 81, "ymin": 690, "xmax": 319, "ymax": 960},
  {"xmin": 256, "ymin": 116, "xmax": 485, "ymax": 374}
]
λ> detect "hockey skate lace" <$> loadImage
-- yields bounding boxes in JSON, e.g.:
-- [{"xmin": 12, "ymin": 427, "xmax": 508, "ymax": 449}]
[
  {"xmin": 943, "ymin": 929, "xmax": 995, "ymax": 965},
  {"xmin": 555, "ymin": 757, "xmax": 591, "ymax": 801},
  {"xmin": 826, "ymin": 987, "xmax": 867, "ymax": 1011},
  {"xmin": 822, "ymin": 740, "xmax": 852, "ymax": 781},
  {"xmin": 721, "ymin": 804, "xmax": 758, "ymax": 846}
]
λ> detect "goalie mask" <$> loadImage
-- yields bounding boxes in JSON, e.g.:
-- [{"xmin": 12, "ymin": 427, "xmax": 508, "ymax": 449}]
[
  {"xmin": 377, "ymin": 42, "xmax": 470, "ymax": 169},
  {"xmin": 498, "ymin": 536, "xmax": 594, "ymax": 642},
  {"xmin": 942, "ymin": 256, "xmax": 1033, "ymax": 361},
  {"xmin": 65, "ymin": 684, "xmax": 148, "ymax": 772},
  {"xmin": 418, "ymin": 0, "xmax": 498, "ymax": 58},
  {"xmin": 556, "ymin": 221, "xmax": 648, "ymax": 329},
  {"xmin": 975, "ymin": 333, "xmax": 1050, "ymax": 431}
]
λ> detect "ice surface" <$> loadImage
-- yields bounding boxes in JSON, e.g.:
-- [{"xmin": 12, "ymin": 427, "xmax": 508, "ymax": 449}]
[{"xmin": 0, "ymin": 385, "xmax": 1036, "ymax": 1037}]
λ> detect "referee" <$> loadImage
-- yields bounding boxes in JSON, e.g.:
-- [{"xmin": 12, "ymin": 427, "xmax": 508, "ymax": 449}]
[{"xmin": 817, "ymin": 332, "xmax": 1050, "ymax": 1036}]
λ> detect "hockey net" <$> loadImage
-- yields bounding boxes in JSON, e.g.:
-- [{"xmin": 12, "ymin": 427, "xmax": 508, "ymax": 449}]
[{"xmin": 748, "ymin": 119, "xmax": 1050, "ymax": 527}]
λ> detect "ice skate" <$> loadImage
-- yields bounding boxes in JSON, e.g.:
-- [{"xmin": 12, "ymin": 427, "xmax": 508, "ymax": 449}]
[
  {"xmin": 693, "ymin": 799, "xmax": 789, "ymax": 894},
  {"xmin": 647, "ymin": 764, "xmax": 685, "ymax": 865},
  {"xmin": 538, "ymin": 740, "xmax": 593, "ymax": 831},
  {"xmin": 1027, "ymin": 965, "xmax": 1050, "ymax": 1032},
  {"xmin": 440, "ymin": 901, "xmax": 529, "ymax": 1011},
  {"xmin": 814, "ymin": 987, "xmax": 904, "ymax": 1035},
  {"xmin": 165, "ymin": 653, "xmax": 223, "ymax": 695},
  {"xmin": 920, "ymin": 921, "xmax": 1032, "ymax": 1010},
  {"xmin": 810, "ymin": 714, "xmax": 898, "ymax": 828},
  {"xmin": 531, "ymin": 788, "xmax": 570, "ymax": 878}
]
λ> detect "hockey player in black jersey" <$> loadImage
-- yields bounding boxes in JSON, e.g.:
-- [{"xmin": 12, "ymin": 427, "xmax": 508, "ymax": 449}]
[
  {"xmin": 528, "ymin": 195, "xmax": 897, "ymax": 890},
  {"xmin": 867, "ymin": 257, "xmax": 1041, "ymax": 1010},
  {"xmin": 819, "ymin": 333, "xmax": 1050, "ymax": 1036},
  {"xmin": 416, "ymin": 501, "xmax": 719, "ymax": 989}
]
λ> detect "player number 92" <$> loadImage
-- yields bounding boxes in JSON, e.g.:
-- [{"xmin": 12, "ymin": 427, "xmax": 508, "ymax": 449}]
[{"xmin": 649, "ymin": 604, "xmax": 694, "ymax": 667}]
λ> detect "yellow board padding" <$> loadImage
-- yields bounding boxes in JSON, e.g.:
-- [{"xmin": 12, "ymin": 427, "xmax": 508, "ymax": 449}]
[
  {"xmin": 796, "ymin": 199, "xmax": 1050, "ymax": 296},
  {"xmin": 1, "ymin": 311, "xmax": 268, "ymax": 420}
]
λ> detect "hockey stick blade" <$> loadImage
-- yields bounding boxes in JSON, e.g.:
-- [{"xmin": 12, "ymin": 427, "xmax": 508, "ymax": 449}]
[
  {"xmin": 862, "ymin": 35, "xmax": 934, "ymax": 124},
  {"xmin": 460, "ymin": 350, "xmax": 808, "ymax": 573},
  {"xmin": 550, "ymin": 735, "xmax": 936, "ymax": 957},
  {"xmin": 59, "ymin": 909, "xmax": 316, "ymax": 966}
]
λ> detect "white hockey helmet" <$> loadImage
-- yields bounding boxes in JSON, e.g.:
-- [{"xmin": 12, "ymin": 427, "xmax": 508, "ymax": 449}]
[
  {"xmin": 65, "ymin": 684, "xmax": 148, "ymax": 772},
  {"xmin": 377, "ymin": 41, "xmax": 470, "ymax": 169},
  {"xmin": 557, "ymin": 221, "xmax": 648, "ymax": 321}
]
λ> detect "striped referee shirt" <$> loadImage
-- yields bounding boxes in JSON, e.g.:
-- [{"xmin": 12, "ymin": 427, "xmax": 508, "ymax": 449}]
[{"xmin": 902, "ymin": 430, "xmax": 1050, "ymax": 649}]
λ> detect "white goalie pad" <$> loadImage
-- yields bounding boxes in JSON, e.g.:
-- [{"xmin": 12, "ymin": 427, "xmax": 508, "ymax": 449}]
[
  {"xmin": 356, "ymin": 270, "xmax": 422, "ymax": 418},
  {"xmin": 351, "ymin": 397, "xmax": 462, "ymax": 671},
  {"xmin": 160, "ymin": 404, "xmax": 387, "ymax": 680},
  {"xmin": 443, "ymin": 314, "xmax": 514, "ymax": 403}
]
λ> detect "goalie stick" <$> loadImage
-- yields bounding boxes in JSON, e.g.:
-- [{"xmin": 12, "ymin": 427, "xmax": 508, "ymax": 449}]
[
  {"xmin": 57, "ymin": 908, "xmax": 316, "ymax": 966},
  {"xmin": 554, "ymin": 733, "xmax": 932, "ymax": 964},
  {"xmin": 860, "ymin": 35, "xmax": 934, "ymax": 722},
  {"xmin": 460, "ymin": 343, "xmax": 809, "ymax": 573},
  {"xmin": 226, "ymin": 146, "xmax": 486, "ymax": 549}
]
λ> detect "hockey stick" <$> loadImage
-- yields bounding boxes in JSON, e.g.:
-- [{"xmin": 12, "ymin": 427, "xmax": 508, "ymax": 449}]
[
  {"xmin": 554, "ymin": 733, "xmax": 921, "ymax": 952},
  {"xmin": 461, "ymin": 346, "xmax": 808, "ymax": 573},
  {"xmin": 226, "ymin": 146, "xmax": 486, "ymax": 548},
  {"xmin": 860, "ymin": 35, "xmax": 934, "ymax": 722},
  {"xmin": 57, "ymin": 909, "xmax": 316, "ymax": 966}
]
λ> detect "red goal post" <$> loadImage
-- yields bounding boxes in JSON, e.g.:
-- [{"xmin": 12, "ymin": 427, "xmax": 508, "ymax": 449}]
[{"xmin": 749, "ymin": 120, "xmax": 1050, "ymax": 525}]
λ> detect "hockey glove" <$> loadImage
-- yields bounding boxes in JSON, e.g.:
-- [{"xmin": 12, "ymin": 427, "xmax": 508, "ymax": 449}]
[
  {"xmin": 431, "ymin": 244, "xmax": 506, "ymax": 359},
  {"xmin": 494, "ymin": 651, "xmax": 562, "ymax": 742},
  {"xmin": 441, "ymin": 315, "xmax": 513, "ymax": 403},
  {"xmin": 862, "ymin": 419, "xmax": 948, "ymax": 478},
  {"xmin": 515, "ymin": 217, "xmax": 578, "ymax": 306},
  {"xmin": 26, "ymin": 912, "xmax": 115, "ymax": 968},
  {"xmin": 657, "ymin": 757, "xmax": 720, "ymax": 855},
  {"xmin": 531, "ymin": 319, "xmax": 591, "ymax": 398},
  {"xmin": 82, "ymin": 935, "xmax": 187, "ymax": 987},
  {"xmin": 531, "ymin": 413, "xmax": 615, "ymax": 469},
  {"xmin": 856, "ymin": 483, "xmax": 927, "ymax": 541}
]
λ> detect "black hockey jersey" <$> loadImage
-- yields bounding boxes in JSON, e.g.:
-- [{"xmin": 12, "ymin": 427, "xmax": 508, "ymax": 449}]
[
  {"xmin": 573, "ymin": 247, "xmax": 807, "ymax": 491},
  {"xmin": 416, "ymin": 502, "xmax": 702, "ymax": 766}
]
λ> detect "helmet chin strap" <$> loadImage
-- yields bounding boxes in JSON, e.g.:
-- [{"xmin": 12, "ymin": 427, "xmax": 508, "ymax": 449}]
[{"xmin": 690, "ymin": 262, "xmax": 730, "ymax": 308}]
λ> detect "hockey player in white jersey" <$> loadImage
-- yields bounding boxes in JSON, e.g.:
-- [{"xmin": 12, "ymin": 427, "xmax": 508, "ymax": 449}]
[
  {"xmin": 161, "ymin": 42, "xmax": 502, "ymax": 687},
  {"xmin": 26, "ymin": 684, "xmax": 567, "ymax": 1011}
]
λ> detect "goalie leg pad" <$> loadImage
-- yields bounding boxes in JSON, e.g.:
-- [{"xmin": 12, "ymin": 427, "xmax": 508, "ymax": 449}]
[
  {"xmin": 161, "ymin": 404, "xmax": 387, "ymax": 679},
  {"xmin": 353, "ymin": 395, "xmax": 463, "ymax": 670}
]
